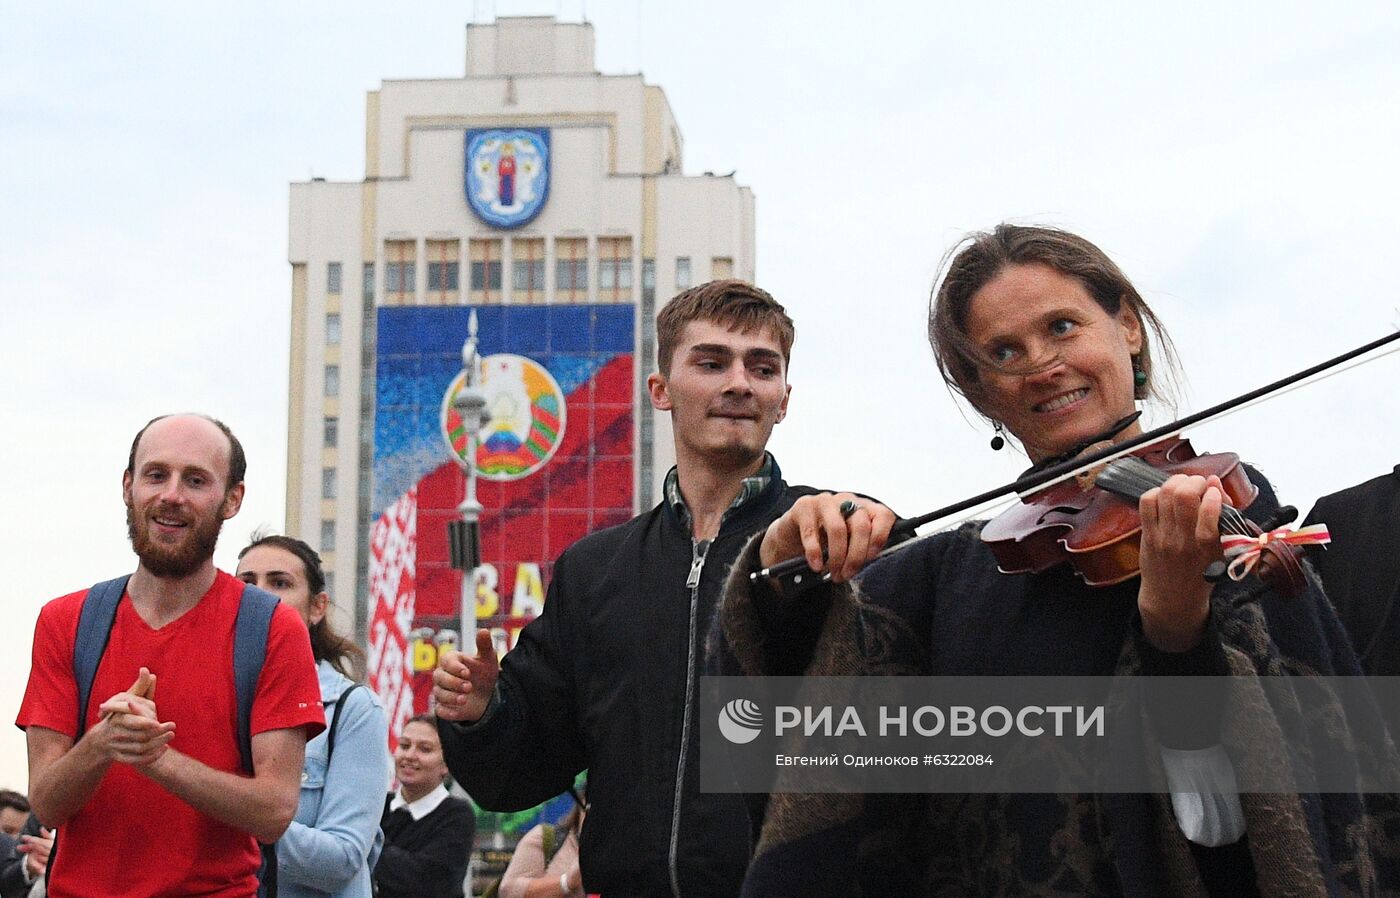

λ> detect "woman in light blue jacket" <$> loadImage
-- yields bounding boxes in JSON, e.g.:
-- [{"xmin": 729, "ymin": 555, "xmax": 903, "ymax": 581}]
[{"xmin": 239, "ymin": 534, "xmax": 391, "ymax": 898}]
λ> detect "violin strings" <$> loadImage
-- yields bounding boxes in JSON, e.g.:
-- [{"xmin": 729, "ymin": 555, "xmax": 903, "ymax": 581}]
[{"xmin": 1099, "ymin": 458, "xmax": 1257, "ymax": 538}]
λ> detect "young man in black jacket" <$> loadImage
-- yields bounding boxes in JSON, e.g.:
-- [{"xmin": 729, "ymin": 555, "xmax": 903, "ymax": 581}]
[{"xmin": 434, "ymin": 280, "xmax": 895, "ymax": 897}]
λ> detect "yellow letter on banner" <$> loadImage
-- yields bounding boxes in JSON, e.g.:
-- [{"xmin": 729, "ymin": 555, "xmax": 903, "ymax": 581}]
[
  {"xmin": 512, "ymin": 563, "xmax": 545, "ymax": 618},
  {"xmin": 475, "ymin": 564, "xmax": 500, "ymax": 618},
  {"xmin": 412, "ymin": 637, "xmax": 437, "ymax": 673}
]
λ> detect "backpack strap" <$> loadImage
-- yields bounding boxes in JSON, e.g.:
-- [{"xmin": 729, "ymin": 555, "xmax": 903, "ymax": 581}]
[
  {"xmin": 327, "ymin": 684, "xmax": 363, "ymax": 764},
  {"xmin": 232, "ymin": 582, "xmax": 279, "ymax": 898},
  {"xmin": 74, "ymin": 575, "xmax": 132, "ymax": 738},
  {"xmin": 232, "ymin": 583, "xmax": 279, "ymax": 775}
]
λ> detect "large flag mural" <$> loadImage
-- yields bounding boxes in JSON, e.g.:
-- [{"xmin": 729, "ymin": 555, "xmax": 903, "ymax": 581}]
[{"xmin": 366, "ymin": 304, "xmax": 635, "ymax": 748}]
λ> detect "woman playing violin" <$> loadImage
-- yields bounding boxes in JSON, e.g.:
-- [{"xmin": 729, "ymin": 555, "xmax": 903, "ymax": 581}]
[{"xmin": 714, "ymin": 224, "xmax": 1399, "ymax": 897}]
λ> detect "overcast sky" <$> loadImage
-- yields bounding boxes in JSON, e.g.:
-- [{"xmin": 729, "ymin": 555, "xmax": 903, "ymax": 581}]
[{"xmin": 3, "ymin": 0, "xmax": 1399, "ymax": 792}]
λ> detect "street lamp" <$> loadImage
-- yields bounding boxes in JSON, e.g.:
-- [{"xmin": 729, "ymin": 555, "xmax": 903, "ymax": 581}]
[{"xmin": 448, "ymin": 310, "xmax": 489, "ymax": 638}]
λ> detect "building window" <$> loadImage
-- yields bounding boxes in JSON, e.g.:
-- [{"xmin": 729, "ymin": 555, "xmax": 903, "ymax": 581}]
[
  {"xmin": 470, "ymin": 261, "xmax": 502, "ymax": 290},
  {"xmin": 327, "ymin": 262, "xmax": 342, "ymax": 294},
  {"xmin": 426, "ymin": 239, "xmax": 460, "ymax": 304},
  {"xmin": 556, "ymin": 238, "xmax": 588, "ymax": 300},
  {"xmin": 512, "ymin": 238, "xmax": 545, "ymax": 304},
  {"xmin": 384, "ymin": 240, "xmax": 415, "ymax": 304},
  {"xmin": 325, "ymin": 313, "xmax": 341, "ymax": 345},
  {"xmin": 675, "ymin": 256, "xmax": 692, "ymax": 290},
  {"xmin": 385, "ymin": 261, "xmax": 413, "ymax": 295},
  {"xmin": 324, "ymin": 572, "xmax": 335, "ymax": 597},
  {"xmin": 598, "ymin": 237, "xmax": 633, "ymax": 302},
  {"xmin": 324, "ymin": 416, "xmax": 338, "ymax": 447},
  {"xmin": 712, "ymin": 256, "xmax": 733, "ymax": 279},
  {"xmin": 324, "ymin": 365, "xmax": 340, "ymax": 397},
  {"xmin": 322, "ymin": 468, "xmax": 337, "ymax": 500},
  {"xmin": 362, "ymin": 262, "xmax": 375, "ymax": 300},
  {"xmin": 469, "ymin": 239, "xmax": 503, "ymax": 303},
  {"xmin": 428, "ymin": 261, "xmax": 460, "ymax": 292},
  {"xmin": 321, "ymin": 519, "xmax": 336, "ymax": 553}
]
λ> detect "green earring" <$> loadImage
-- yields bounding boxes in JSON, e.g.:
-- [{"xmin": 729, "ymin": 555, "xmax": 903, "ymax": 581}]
[{"xmin": 1132, "ymin": 355, "xmax": 1147, "ymax": 395}]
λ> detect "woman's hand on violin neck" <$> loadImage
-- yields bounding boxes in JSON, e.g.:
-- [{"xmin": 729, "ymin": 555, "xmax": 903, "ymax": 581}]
[
  {"xmin": 1136, "ymin": 473, "xmax": 1225, "ymax": 653},
  {"xmin": 759, "ymin": 492, "xmax": 897, "ymax": 586}
]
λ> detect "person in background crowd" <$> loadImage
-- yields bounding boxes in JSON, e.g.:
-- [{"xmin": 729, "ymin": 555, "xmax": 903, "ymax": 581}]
[
  {"xmin": 1302, "ymin": 465, "xmax": 1400, "ymax": 675},
  {"xmin": 0, "ymin": 794, "xmax": 28, "ymax": 838},
  {"xmin": 0, "ymin": 806, "xmax": 52, "ymax": 898},
  {"xmin": 375, "ymin": 714, "xmax": 474, "ymax": 898},
  {"xmin": 498, "ymin": 788, "xmax": 587, "ymax": 898},
  {"xmin": 238, "ymin": 534, "xmax": 391, "ymax": 898}
]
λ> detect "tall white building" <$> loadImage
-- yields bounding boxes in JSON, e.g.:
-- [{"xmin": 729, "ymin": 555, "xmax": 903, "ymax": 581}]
[{"xmin": 287, "ymin": 16, "xmax": 755, "ymax": 646}]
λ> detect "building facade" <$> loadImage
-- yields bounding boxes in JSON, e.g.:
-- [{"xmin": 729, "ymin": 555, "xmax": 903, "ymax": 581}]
[{"xmin": 286, "ymin": 16, "xmax": 755, "ymax": 736}]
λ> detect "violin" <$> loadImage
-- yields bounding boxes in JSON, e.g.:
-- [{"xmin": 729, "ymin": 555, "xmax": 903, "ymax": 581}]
[
  {"xmin": 754, "ymin": 329, "xmax": 1400, "ymax": 594},
  {"xmin": 979, "ymin": 435, "xmax": 1310, "ymax": 597}
]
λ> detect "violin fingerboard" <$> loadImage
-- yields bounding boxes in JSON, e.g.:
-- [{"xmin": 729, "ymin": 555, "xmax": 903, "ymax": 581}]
[{"xmin": 1093, "ymin": 456, "xmax": 1168, "ymax": 501}]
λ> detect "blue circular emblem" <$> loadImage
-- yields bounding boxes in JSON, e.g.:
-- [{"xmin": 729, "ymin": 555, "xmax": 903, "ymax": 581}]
[{"xmin": 464, "ymin": 128, "xmax": 551, "ymax": 229}]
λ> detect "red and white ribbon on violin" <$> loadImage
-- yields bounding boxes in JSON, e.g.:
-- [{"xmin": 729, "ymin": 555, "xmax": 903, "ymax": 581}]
[{"xmin": 1220, "ymin": 524, "xmax": 1331, "ymax": 582}]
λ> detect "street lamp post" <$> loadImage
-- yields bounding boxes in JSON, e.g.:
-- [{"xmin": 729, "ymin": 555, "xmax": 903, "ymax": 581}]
[{"xmin": 448, "ymin": 310, "xmax": 489, "ymax": 642}]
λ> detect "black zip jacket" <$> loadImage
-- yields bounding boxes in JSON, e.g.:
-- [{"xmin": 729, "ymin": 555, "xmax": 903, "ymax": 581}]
[{"xmin": 439, "ymin": 459, "xmax": 819, "ymax": 898}]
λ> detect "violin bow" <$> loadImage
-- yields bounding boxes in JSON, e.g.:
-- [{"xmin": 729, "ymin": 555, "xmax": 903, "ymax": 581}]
[{"xmin": 754, "ymin": 327, "xmax": 1400, "ymax": 586}]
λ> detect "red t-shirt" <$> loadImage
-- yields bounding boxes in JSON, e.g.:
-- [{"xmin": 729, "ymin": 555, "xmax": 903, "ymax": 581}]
[{"xmin": 17, "ymin": 571, "xmax": 326, "ymax": 898}]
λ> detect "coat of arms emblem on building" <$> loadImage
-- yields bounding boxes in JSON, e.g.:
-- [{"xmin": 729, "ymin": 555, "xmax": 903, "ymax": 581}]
[
  {"xmin": 464, "ymin": 128, "xmax": 550, "ymax": 228},
  {"xmin": 442, "ymin": 352, "xmax": 566, "ymax": 481}
]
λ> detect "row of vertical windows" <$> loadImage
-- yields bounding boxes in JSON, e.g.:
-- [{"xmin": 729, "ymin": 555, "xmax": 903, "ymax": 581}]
[
  {"xmin": 367, "ymin": 238, "xmax": 678, "ymax": 304},
  {"xmin": 324, "ymin": 249, "xmax": 717, "ymax": 301},
  {"xmin": 316, "ymin": 262, "xmax": 374, "ymax": 624},
  {"xmin": 354, "ymin": 262, "xmax": 377, "ymax": 641}
]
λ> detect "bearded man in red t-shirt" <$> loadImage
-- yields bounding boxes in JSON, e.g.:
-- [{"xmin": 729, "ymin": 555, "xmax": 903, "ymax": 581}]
[{"xmin": 17, "ymin": 413, "xmax": 326, "ymax": 898}]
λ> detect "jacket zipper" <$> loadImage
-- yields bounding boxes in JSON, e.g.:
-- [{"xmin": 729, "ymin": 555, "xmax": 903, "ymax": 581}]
[{"xmin": 668, "ymin": 537, "xmax": 710, "ymax": 898}]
